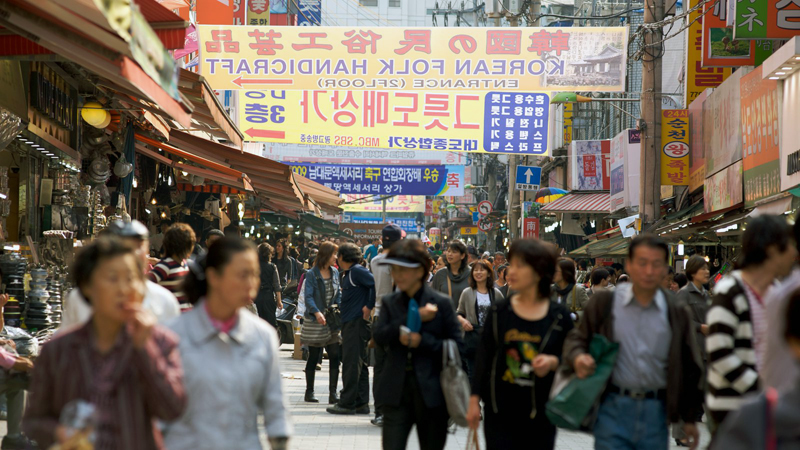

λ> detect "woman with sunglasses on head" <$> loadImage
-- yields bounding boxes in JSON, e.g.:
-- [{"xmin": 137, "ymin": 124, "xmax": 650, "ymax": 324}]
[
  {"xmin": 467, "ymin": 239, "xmax": 573, "ymax": 450},
  {"xmin": 24, "ymin": 237, "xmax": 186, "ymax": 450},
  {"xmin": 374, "ymin": 240, "xmax": 463, "ymax": 450},
  {"xmin": 163, "ymin": 238, "xmax": 291, "ymax": 450}
]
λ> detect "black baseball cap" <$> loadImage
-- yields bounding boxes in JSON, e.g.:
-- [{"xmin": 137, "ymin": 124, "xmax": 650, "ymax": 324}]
[
  {"xmin": 382, "ymin": 224, "xmax": 405, "ymax": 246},
  {"xmin": 377, "ymin": 256, "xmax": 422, "ymax": 268},
  {"xmin": 467, "ymin": 245, "xmax": 480, "ymax": 257}
]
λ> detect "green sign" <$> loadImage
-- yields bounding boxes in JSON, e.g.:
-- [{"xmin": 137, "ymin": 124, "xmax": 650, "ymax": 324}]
[{"xmin": 734, "ymin": 0, "xmax": 800, "ymax": 40}]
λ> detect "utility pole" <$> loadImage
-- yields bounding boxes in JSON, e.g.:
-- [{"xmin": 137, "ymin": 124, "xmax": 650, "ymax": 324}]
[
  {"xmin": 507, "ymin": 14, "xmax": 521, "ymax": 242},
  {"xmin": 639, "ymin": 0, "xmax": 664, "ymax": 227},
  {"xmin": 487, "ymin": 156, "xmax": 498, "ymax": 251}
]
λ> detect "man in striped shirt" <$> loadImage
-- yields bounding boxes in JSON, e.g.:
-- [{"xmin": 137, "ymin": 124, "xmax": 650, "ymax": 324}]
[
  {"xmin": 149, "ymin": 223, "xmax": 195, "ymax": 309},
  {"xmin": 706, "ymin": 215, "xmax": 797, "ymax": 434}
]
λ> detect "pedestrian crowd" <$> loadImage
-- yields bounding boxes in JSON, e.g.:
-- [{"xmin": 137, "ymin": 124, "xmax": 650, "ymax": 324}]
[{"xmin": 2, "ymin": 213, "xmax": 800, "ymax": 449}]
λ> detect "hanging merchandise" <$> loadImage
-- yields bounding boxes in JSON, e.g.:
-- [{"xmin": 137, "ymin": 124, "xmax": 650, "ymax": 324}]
[
  {"xmin": 87, "ymin": 157, "xmax": 111, "ymax": 184},
  {"xmin": 113, "ymin": 154, "xmax": 133, "ymax": 178}
]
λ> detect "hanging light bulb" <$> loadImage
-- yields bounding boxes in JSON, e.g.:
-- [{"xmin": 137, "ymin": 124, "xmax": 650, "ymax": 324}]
[
  {"xmin": 167, "ymin": 175, "xmax": 173, "ymax": 186},
  {"xmin": 160, "ymin": 211, "xmax": 167, "ymax": 219},
  {"xmin": 677, "ymin": 240, "xmax": 684, "ymax": 256},
  {"xmin": 132, "ymin": 178, "xmax": 138, "ymax": 188},
  {"xmin": 151, "ymin": 197, "xmax": 157, "ymax": 205}
]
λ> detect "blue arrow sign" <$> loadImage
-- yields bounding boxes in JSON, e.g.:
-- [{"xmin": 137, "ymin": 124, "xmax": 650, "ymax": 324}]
[{"xmin": 515, "ymin": 165, "xmax": 542, "ymax": 191}]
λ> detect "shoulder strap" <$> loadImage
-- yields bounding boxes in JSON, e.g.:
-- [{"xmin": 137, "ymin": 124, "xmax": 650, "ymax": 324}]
[{"xmin": 766, "ymin": 387, "xmax": 778, "ymax": 450}]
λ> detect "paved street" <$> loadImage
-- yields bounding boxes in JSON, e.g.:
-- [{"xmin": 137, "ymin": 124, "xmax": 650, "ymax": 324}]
[{"xmin": 274, "ymin": 344, "xmax": 711, "ymax": 450}]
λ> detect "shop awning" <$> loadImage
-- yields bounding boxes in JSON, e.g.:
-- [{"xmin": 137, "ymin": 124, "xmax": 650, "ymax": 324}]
[
  {"xmin": 177, "ymin": 70, "xmax": 243, "ymax": 148},
  {"xmin": 133, "ymin": 137, "xmax": 254, "ymax": 193},
  {"xmin": 299, "ymin": 213, "xmax": 340, "ymax": 235},
  {"xmin": 0, "ymin": 0, "xmax": 192, "ymax": 126},
  {"xmin": 293, "ymin": 174, "xmax": 344, "ymax": 215},
  {"xmin": 569, "ymin": 235, "xmax": 630, "ymax": 258},
  {"xmin": 748, "ymin": 195, "xmax": 792, "ymax": 217},
  {"xmin": 541, "ymin": 193, "xmax": 611, "ymax": 214},
  {"xmin": 167, "ymin": 130, "xmax": 308, "ymax": 216}
]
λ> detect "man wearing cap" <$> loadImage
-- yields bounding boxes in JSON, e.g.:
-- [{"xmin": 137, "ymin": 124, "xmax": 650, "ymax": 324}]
[
  {"xmin": 59, "ymin": 221, "xmax": 181, "ymax": 333},
  {"xmin": 368, "ymin": 224, "xmax": 404, "ymax": 427}
]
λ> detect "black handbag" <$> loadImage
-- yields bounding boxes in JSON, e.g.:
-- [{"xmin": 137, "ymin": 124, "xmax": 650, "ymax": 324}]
[
  {"xmin": 325, "ymin": 306, "xmax": 342, "ymax": 332},
  {"xmin": 463, "ymin": 328, "xmax": 482, "ymax": 358}
]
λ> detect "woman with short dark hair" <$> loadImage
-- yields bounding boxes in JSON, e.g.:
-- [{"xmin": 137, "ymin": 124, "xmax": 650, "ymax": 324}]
[
  {"xmin": 467, "ymin": 239, "xmax": 574, "ymax": 450},
  {"xmin": 149, "ymin": 223, "xmax": 195, "ymax": 308},
  {"xmin": 374, "ymin": 239, "xmax": 462, "ymax": 450},
  {"xmin": 551, "ymin": 258, "xmax": 589, "ymax": 320},
  {"xmin": 24, "ymin": 237, "xmax": 186, "ymax": 449}
]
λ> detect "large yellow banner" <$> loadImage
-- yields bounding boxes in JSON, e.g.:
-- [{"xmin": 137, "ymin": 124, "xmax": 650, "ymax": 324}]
[
  {"xmin": 198, "ymin": 26, "xmax": 628, "ymax": 92},
  {"xmin": 239, "ymin": 89, "xmax": 551, "ymax": 154}
]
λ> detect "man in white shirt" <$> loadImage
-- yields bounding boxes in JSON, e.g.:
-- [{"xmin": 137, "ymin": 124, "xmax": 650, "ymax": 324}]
[{"xmin": 59, "ymin": 220, "xmax": 180, "ymax": 333}]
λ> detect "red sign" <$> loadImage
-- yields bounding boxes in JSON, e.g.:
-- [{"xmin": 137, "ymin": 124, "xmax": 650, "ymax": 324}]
[
  {"xmin": 479, "ymin": 220, "xmax": 494, "ymax": 232},
  {"xmin": 425, "ymin": 198, "xmax": 434, "ymax": 217},
  {"xmin": 583, "ymin": 156, "xmax": 597, "ymax": 177},
  {"xmin": 522, "ymin": 218, "xmax": 539, "ymax": 239}
]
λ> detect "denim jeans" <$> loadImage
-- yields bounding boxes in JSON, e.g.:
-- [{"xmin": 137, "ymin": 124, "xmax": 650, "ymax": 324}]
[{"xmin": 594, "ymin": 392, "xmax": 668, "ymax": 450}]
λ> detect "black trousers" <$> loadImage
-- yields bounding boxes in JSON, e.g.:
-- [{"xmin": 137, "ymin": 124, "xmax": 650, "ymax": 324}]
[
  {"xmin": 305, "ymin": 343, "xmax": 341, "ymax": 395},
  {"xmin": 373, "ymin": 339, "xmax": 388, "ymax": 416},
  {"xmin": 340, "ymin": 318, "xmax": 371, "ymax": 408},
  {"xmin": 255, "ymin": 292, "xmax": 277, "ymax": 328},
  {"xmin": 382, "ymin": 371, "xmax": 449, "ymax": 450}
]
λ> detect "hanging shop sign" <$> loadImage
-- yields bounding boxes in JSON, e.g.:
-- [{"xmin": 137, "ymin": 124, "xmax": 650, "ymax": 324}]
[
  {"xmin": 740, "ymin": 66, "xmax": 781, "ymax": 208},
  {"xmin": 704, "ymin": 160, "xmax": 744, "ymax": 213},
  {"xmin": 610, "ymin": 129, "xmax": 641, "ymax": 212},
  {"xmin": 660, "ymin": 110, "xmax": 690, "ymax": 186},
  {"xmin": 129, "ymin": 7, "xmax": 179, "ymax": 100},
  {"xmin": 297, "ymin": 0, "xmax": 322, "ymax": 26},
  {"xmin": 703, "ymin": 68, "xmax": 750, "ymax": 177},
  {"xmin": 288, "ymin": 164, "xmax": 465, "ymax": 196},
  {"xmin": 461, "ymin": 226, "xmax": 479, "ymax": 235},
  {"xmin": 563, "ymin": 103, "xmax": 573, "ymax": 145},
  {"xmin": 780, "ymin": 69, "xmax": 800, "ymax": 191},
  {"xmin": 233, "ymin": 0, "xmax": 246, "ymax": 25},
  {"xmin": 685, "ymin": 0, "xmax": 731, "ymax": 105},
  {"xmin": 702, "ymin": 0, "xmax": 782, "ymax": 66},
  {"xmin": 734, "ymin": 0, "xmax": 800, "ymax": 39},
  {"xmin": 522, "ymin": 217, "xmax": 540, "ymax": 239},
  {"xmin": 28, "ymin": 63, "xmax": 78, "ymax": 149},
  {"xmin": 569, "ymin": 140, "xmax": 610, "ymax": 191},
  {"xmin": 688, "ymin": 89, "xmax": 709, "ymax": 192},
  {"xmin": 247, "ymin": 0, "xmax": 270, "ymax": 26},
  {"xmin": 198, "ymin": 26, "xmax": 629, "ymax": 92},
  {"xmin": 703, "ymin": 0, "xmax": 757, "ymax": 66},
  {"xmin": 260, "ymin": 142, "xmax": 469, "ymax": 165},
  {"xmin": 347, "ymin": 216, "xmax": 420, "ymax": 233},
  {"xmin": 239, "ymin": 90, "xmax": 550, "ymax": 154},
  {"xmin": 340, "ymin": 194, "xmax": 425, "ymax": 213}
]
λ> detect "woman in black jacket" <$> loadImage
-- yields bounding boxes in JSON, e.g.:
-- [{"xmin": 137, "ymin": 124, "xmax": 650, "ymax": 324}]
[
  {"xmin": 255, "ymin": 243, "xmax": 282, "ymax": 328},
  {"xmin": 467, "ymin": 239, "xmax": 573, "ymax": 450},
  {"xmin": 374, "ymin": 240, "xmax": 463, "ymax": 450},
  {"xmin": 273, "ymin": 238, "xmax": 299, "ymax": 288}
]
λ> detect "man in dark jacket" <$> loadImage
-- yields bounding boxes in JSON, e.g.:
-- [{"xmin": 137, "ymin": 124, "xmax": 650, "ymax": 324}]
[
  {"xmin": 328, "ymin": 243, "xmax": 376, "ymax": 415},
  {"xmin": 563, "ymin": 234, "xmax": 704, "ymax": 450}
]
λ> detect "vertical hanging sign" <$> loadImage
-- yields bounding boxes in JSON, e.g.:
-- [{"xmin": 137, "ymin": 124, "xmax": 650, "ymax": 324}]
[
  {"xmin": 661, "ymin": 110, "xmax": 690, "ymax": 185},
  {"xmin": 297, "ymin": 0, "xmax": 321, "ymax": 26},
  {"xmin": 247, "ymin": 0, "xmax": 270, "ymax": 25}
]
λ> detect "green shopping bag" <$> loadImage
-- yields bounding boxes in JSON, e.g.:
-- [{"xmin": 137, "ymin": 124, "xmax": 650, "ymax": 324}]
[{"xmin": 545, "ymin": 334, "xmax": 619, "ymax": 430}]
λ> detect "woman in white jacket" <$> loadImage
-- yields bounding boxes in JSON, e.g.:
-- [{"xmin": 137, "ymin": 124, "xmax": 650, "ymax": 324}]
[{"xmin": 456, "ymin": 260, "xmax": 504, "ymax": 378}]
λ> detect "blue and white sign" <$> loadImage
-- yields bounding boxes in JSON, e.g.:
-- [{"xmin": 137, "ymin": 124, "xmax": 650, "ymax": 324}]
[
  {"xmin": 289, "ymin": 164, "xmax": 465, "ymax": 196},
  {"xmin": 472, "ymin": 211, "xmax": 479, "ymax": 224},
  {"xmin": 483, "ymin": 92, "xmax": 550, "ymax": 154},
  {"xmin": 348, "ymin": 216, "xmax": 420, "ymax": 233},
  {"xmin": 297, "ymin": 0, "xmax": 321, "ymax": 26},
  {"xmin": 515, "ymin": 165, "xmax": 542, "ymax": 191}
]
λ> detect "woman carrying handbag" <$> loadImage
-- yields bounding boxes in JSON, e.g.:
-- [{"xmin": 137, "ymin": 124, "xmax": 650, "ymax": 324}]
[
  {"xmin": 457, "ymin": 260, "xmax": 504, "ymax": 379},
  {"xmin": 301, "ymin": 242, "xmax": 342, "ymax": 404}
]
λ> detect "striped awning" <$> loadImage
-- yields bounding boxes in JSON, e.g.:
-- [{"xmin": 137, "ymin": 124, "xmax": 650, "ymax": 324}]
[{"xmin": 540, "ymin": 193, "xmax": 610, "ymax": 214}]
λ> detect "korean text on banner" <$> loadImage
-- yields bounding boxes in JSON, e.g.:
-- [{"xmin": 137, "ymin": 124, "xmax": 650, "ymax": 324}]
[
  {"xmin": 685, "ymin": 0, "xmax": 731, "ymax": 105},
  {"xmin": 239, "ymin": 90, "xmax": 550, "ymax": 155},
  {"xmin": 198, "ymin": 26, "xmax": 629, "ymax": 92},
  {"xmin": 661, "ymin": 110, "xmax": 690, "ymax": 185},
  {"xmin": 247, "ymin": 0, "xmax": 270, "ymax": 26},
  {"xmin": 704, "ymin": 160, "xmax": 743, "ymax": 213},
  {"xmin": 341, "ymin": 195, "xmax": 425, "ymax": 213},
  {"xmin": 297, "ymin": 0, "xmax": 322, "ymax": 26},
  {"xmin": 703, "ymin": 0, "xmax": 756, "ymax": 67},
  {"xmin": 734, "ymin": 0, "xmax": 800, "ymax": 39},
  {"xmin": 289, "ymin": 164, "xmax": 465, "ymax": 196},
  {"xmin": 740, "ymin": 66, "xmax": 781, "ymax": 208},
  {"xmin": 261, "ymin": 143, "xmax": 469, "ymax": 165}
]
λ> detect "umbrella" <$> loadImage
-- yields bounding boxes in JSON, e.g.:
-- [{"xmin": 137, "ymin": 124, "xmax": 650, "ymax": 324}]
[{"xmin": 534, "ymin": 188, "xmax": 568, "ymax": 204}]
